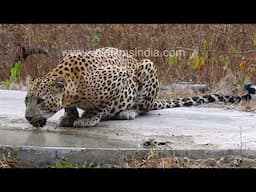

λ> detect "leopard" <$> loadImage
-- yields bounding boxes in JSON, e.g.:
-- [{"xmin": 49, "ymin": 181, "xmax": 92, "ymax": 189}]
[{"xmin": 24, "ymin": 47, "xmax": 256, "ymax": 128}]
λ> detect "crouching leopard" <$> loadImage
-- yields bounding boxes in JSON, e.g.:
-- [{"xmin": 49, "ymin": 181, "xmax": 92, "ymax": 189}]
[{"xmin": 24, "ymin": 47, "xmax": 256, "ymax": 128}]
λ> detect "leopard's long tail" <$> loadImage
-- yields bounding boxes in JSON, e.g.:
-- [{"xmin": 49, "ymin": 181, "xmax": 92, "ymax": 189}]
[{"xmin": 152, "ymin": 83, "xmax": 256, "ymax": 110}]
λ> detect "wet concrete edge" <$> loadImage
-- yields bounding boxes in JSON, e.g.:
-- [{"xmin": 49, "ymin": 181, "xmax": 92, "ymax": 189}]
[{"xmin": 1, "ymin": 145, "xmax": 256, "ymax": 167}]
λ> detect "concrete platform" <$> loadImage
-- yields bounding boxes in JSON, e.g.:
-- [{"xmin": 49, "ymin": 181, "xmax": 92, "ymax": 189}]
[{"xmin": 1, "ymin": 89, "xmax": 256, "ymax": 167}]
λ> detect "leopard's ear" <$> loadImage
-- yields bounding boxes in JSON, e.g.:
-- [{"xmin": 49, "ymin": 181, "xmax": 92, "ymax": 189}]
[
  {"xmin": 26, "ymin": 76, "xmax": 35, "ymax": 87},
  {"xmin": 54, "ymin": 76, "xmax": 66, "ymax": 92},
  {"xmin": 27, "ymin": 75, "xmax": 34, "ymax": 83}
]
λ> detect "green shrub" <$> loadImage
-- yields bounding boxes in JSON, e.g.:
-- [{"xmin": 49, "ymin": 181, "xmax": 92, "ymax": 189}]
[{"xmin": 6, "ymin": 61, "xmax": 22, "ymax": 85}]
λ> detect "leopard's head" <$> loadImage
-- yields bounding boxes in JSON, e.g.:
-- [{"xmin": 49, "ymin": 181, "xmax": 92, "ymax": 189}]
[{"xmin": 25, "ymin": 76, "xmax": 66, "ymax": 127}]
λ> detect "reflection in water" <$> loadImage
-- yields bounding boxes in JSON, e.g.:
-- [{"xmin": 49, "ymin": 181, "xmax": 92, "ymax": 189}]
[
  {"xmin": 24, "ymin": 131, "xmax": 46, "ymax": 146},
  {"xmin": 1, "ymin": 127, "xmax": 134, "ymax": 148},
  {"xmin": 24, "ymin": 129, "xmax": 85, "ymax": 147}
]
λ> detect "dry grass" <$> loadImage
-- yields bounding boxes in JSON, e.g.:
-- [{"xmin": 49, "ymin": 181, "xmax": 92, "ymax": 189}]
[
  {"xmin": 3, "ymin": 155, "xmax": 256, "ymax": 168},
  {"xmin": 1, "ymin": 24, "xmax": 256, "ymax": 91},
  {"xmin": 121, "ymin": 153, "xmax": 256, "ymax": 168},
  {"xmin": 0, "ymin": 159, "xmax": 20, "ymax": 168},
  {"xmin": 126, "ymin": 154, "xmax": 177, "ymax": 168}
]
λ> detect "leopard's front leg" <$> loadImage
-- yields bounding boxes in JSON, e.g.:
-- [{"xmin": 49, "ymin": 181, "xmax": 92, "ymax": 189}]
[
  {"xmin": 73, "ymin": 110, "xmax": 103, "ymax": 127},
  {"xmin": 59, "ymin": 107, "xmax": 79, "ymax": 127}
]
